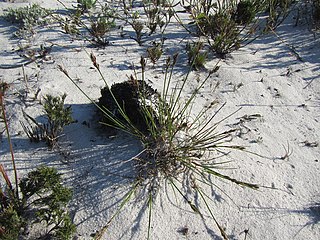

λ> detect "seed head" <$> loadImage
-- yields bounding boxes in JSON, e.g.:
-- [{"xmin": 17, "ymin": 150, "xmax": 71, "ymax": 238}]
[{"xmin": 90, "ymin": 53, "xmax": 100, "ymax": 70}]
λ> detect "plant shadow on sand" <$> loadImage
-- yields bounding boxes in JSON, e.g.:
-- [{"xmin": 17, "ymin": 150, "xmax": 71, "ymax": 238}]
[
  {"xmin": 238, "ymin": 200, "xmax": 320, "ymax": 238},
  {"xmin": 2, "ymin": 57, "xmax": 240, "ymax": 238},
  {"xmin": 292, "ymin": 202, "xmax": 320, "ymax": 237},
  {"xmin": 46, "ymin": 102, "xmax": 234, "ymax": 239},
  {"xmin": 1, "ymin": 102, "xmax": 141, "ymax": 230},
  {"xmin": 243, "ymin": 20, "xmax": 320, "ymax": 88}
]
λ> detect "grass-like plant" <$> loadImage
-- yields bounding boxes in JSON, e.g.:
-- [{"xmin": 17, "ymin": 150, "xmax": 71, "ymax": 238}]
[
  {"xmin": 60, "ymin": 53, "xmax": 259, "ymax": 239},
  {"xmin": 264, "ymin": 0, "xmax": 295, "ymax": 30}
]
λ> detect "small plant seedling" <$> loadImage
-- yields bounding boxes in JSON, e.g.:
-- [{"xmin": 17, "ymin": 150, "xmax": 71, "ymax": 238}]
[
  {"xmin": 147, "ymin": 41, "xmax": 163, "ymax": 64},
  {"xmin": 186, "ymin": 41, "xmax": 207, "ymax": 69},
  {"xmin": 90, "ymin": 16, "xmax": 116, "ymax": 46},
  {"xmin": 77, "ymin": 0, "xmax": 97, "ymax": 12},
  {"xmin": 43, "ymin": 94, "xmax": 74, "ymax": 146},
  {"xmin": 275, "ymin": 142, "xmax": 293, "ymax": 161},
  {"xmin": 131, "ymin": 20, "xmax": 145, "ymax": 45},
  {"xmin": 21, "ymin": 94, "xmax": 74, "ymax": 148}
]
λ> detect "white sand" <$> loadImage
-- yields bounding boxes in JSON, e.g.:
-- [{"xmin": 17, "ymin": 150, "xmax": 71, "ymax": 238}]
[{"xmin": 0, "ymin": 1, "xmax": 319, "ymax": 239}]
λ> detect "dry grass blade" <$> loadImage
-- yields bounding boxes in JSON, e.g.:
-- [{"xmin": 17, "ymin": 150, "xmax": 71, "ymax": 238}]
[
  {"xmin": 0, "ymin": 164, "xmax": 13, "ymax": 191},
  {"xmin": 0, "ymin": 86, "xmax": 19, "ymax": 199}
]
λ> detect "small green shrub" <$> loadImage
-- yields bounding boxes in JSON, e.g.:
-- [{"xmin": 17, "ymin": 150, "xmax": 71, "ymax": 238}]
[
  {"xmin": 196, "ymin": 11, "xmax": 241, "ymax": 57},
  {"xmin": 147, "ymin": 41, "xmax": 163, "ymax": 64},
  {"xmin": 0, "ymin": 205, "xmax": 23, "ymax": 240},
  {"xmin": 77, "ymin": 0, "xmax": 97, "ymax": 11},
  {"xmin": 22, "ymin": 94, "xmax": 74, "ymax": 147},
  {"xmin": 186, "ymin": 41, "xmax": 207, "ymax": 69},
  {"xmin": 90, "ymin": 16, "xmax": 116, "ymax": 46},
  {"xmin": 233, "ymin": 0, "xmax": 257, "ymax": 24},
  {"xmin": 3, "ymin": 4, "xmax": 52, "ymax": 38},
  {"xmin": 20, "ymin": 166, "xmax": 75, "ymax": 239},
  {"xmin": 1, "ymin": 166, "xmax": 75, "ymax": 240}
]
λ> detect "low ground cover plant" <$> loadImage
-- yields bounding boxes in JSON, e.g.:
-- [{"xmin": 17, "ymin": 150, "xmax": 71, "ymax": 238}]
[
  {"xmin": 3, "ymin": 3, "xmax": 52, "ymax": 38},
  {"xmin": 0, "ymin": 85, "xmax": 75, "ymax": 239},
  {"xmin": 57, "ymin": 1, "xmax": 117, "ymax": 46},
  {"xmin": 0, "ymin": 166, "xmax": 76, "ymax": 239},
  {"xmin": 60, "ymin": 54, "xmax": 259, "ymax": 239},
  {"xmin": 21, "ymin": 94, "xmax": 74, "ymax": 148},
  {"xmin": 56, "ymin": 0, "xmax": 174, "ymax": 46}
]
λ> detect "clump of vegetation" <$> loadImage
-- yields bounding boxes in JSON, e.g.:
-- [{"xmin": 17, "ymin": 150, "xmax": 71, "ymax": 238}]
[
  {"xmin": 1, "ymin": 84, "xmax": 75, "ymax": 239},
  {"xmin": 60, "ymin": 54, "xmax": 260, "ymax": 239},
  {"xmin": 186, "ymin": 41, "xmax": 208, "ymax": 69},
  {"xmin": 176, "ymin": 0, "xmax": 294, "ymax": 57},
  {"xmin": 142, "ymin": 0, "xmax": 174, "ymax": 35},
  {"xmin": 3, "ymin": 3, "xmax": 52, "ymax": 38},
  {"xmin": 188, "ymin": 0, "xmax": 256, "ymax": 57},
  {"xmin": 147, "ymin": 41, "xmax": 163, "ymax": 64},
  {"xmin": 1, "ymin": 166, "xmax": 75, "ymax": 240},
  {"xmin": 22, "ymin": 94, "xmax": 74, "ymax": 148},
  {"xmin": 58, "ymin": 1, "xmax": 117, "ymax": 46},
  {"xmin": 98, "ymin": 78, "xmax": 159, "ymax": 134},
  {"xmin": 89, "ymin": 16, "xmax": 116, "ymax": 46},
  {"xmin": 19, "ymin": 166, "xmax": 76, "ymax": 239},
  {"xmin": 196, "ymin": 11, "xmax": 242, "ymax": 57},
  {"xmin": 233, "ymin": 0, "xmax": 257, "ymax": 25},
  {"xmin": 77, "ymin": 0, "xmax": 97, "ymax": 12},
  {"xmin": 264, "ymin": 0, "xmax": 294, "ymax": 30}
]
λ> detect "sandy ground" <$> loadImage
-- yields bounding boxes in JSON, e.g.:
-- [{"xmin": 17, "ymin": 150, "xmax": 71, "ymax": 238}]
[{"xmin": 0, "ymin": 1, "xmax": 319, "ymax": 239}]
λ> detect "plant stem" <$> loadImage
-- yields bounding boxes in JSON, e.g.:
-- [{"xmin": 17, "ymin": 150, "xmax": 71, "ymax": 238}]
[{"xmin": 0, "ymin": 94, "xmax": 19, "ymax": 199}]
